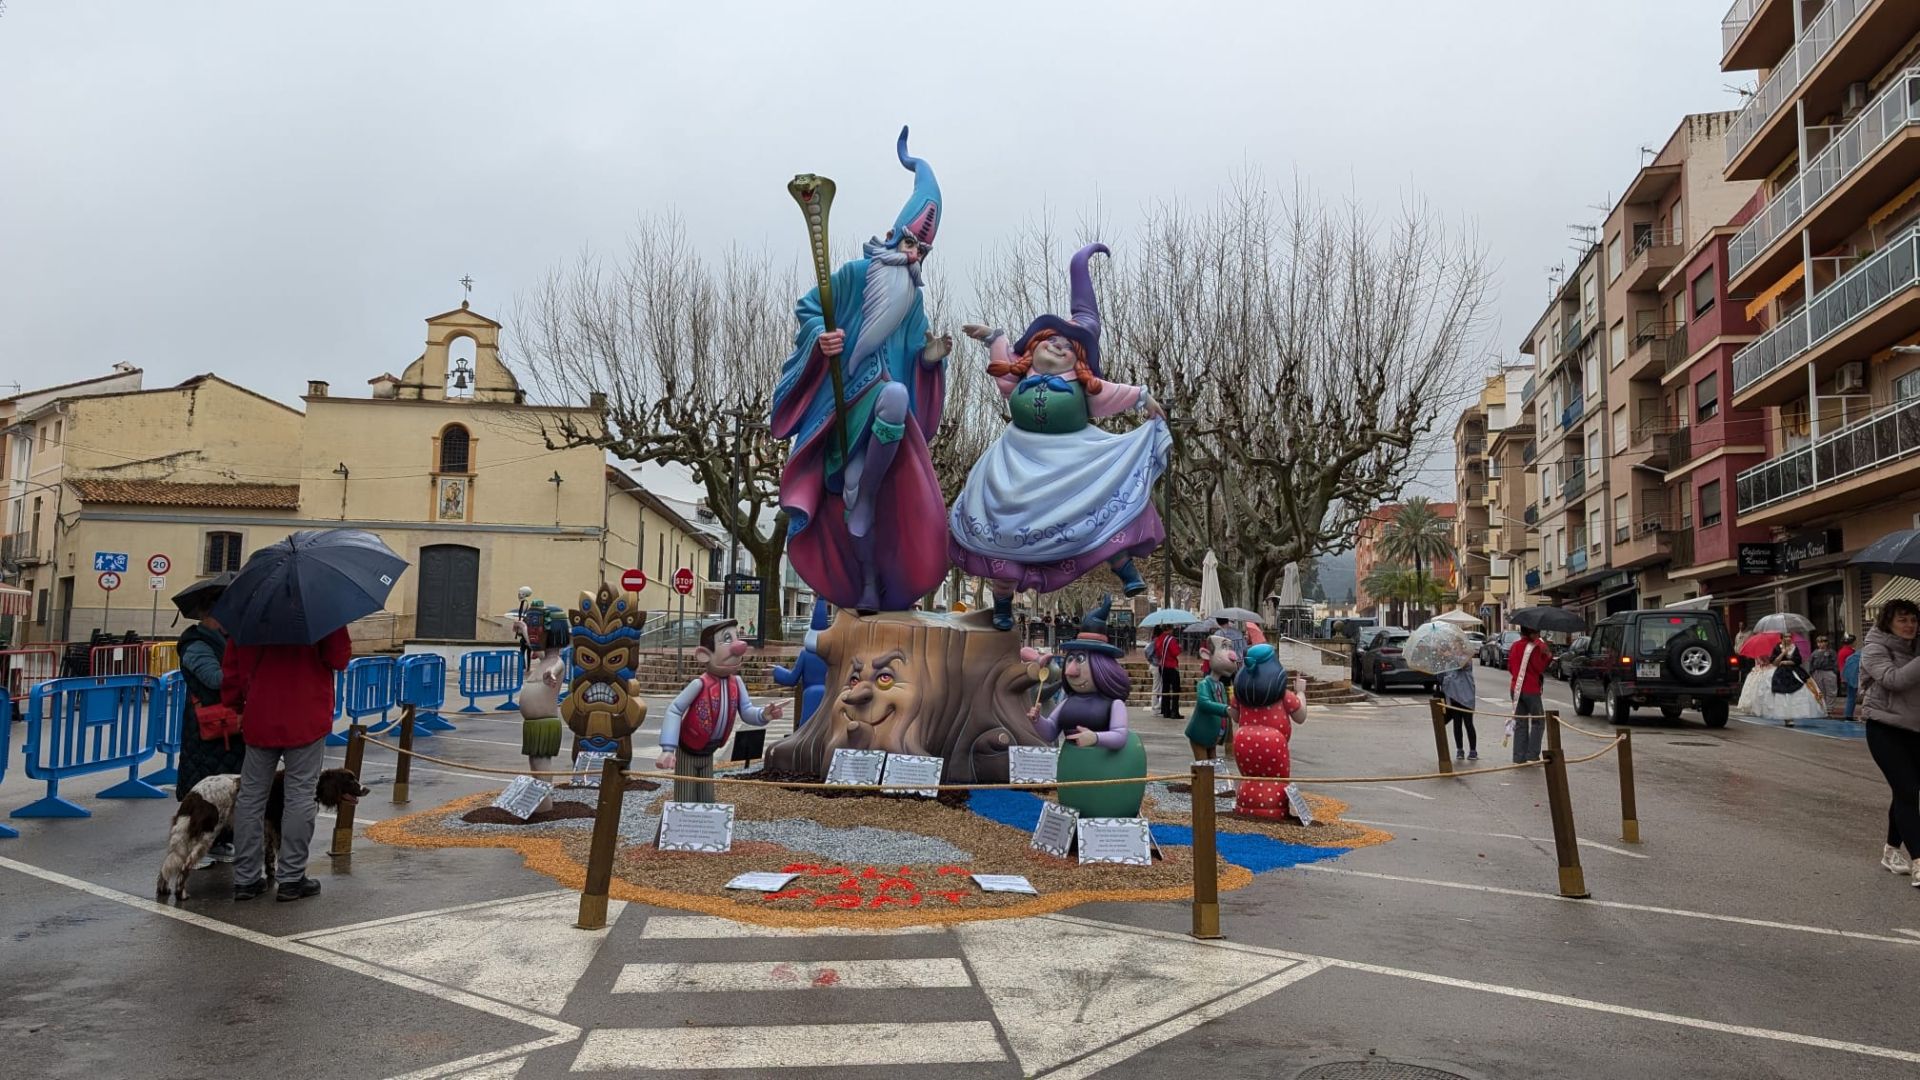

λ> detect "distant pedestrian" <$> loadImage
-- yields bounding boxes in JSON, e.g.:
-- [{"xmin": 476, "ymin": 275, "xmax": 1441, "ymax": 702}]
[
  {"xmin": 1506, "ymin": 625, "xmax": 1550, "ymax": 763},
  {"xmin": 1859, "ymin": 598, "xmax": 1920, "ymax": 881},
  {"xmin": 1809, "ymin": 635, "xmax": 1840, "ymax": 713},
  {"xmin": 1843, "ymin": 649, "xmax": 1862, "ymax": 721},
  {"xmin": 1436, "ymin": 664, "xmax": 1478, "ymax": 760},
  {"xmin": 1837, "ymin": 633, "xmax": 1857, "ymax": 673},
  {"xmin": 225, "ymin": 627, "xmax": 353, "ymax": 902},
  {"xmin": 1151, "ymin": 626, "xmax": 1184, "ymax": 719},
  {"xmin": 1760, "ymin": 639, "xmax": 1823, "ymax": 727}
]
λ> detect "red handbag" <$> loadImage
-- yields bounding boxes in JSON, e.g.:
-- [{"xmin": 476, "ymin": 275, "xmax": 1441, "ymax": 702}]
[{"xmin": 196, "ymin": 702, "xmax": 243, "ymax": 744}]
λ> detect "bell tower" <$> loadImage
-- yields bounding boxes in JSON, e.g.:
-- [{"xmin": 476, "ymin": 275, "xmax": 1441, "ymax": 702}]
[{"xmin": 395, "ymin": 301, "xmax": 521, "ymax": 404}]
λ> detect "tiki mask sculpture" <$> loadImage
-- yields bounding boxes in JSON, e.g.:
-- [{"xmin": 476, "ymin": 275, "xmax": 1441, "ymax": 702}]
[{"xmin": 560, "ymin": 583, "xmax": 647, "ymax": 764}]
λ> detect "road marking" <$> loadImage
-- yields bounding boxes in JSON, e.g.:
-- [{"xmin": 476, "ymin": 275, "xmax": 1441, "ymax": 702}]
[
  {"xmin": 1376, "ymin": 785, "xmax": 1438, "ymax": 801},
  {"xmin": 1292, "ymin": 864, "xmax": 1920, "ymax": 946},
  {"xmin": 0, "ymin": 854, "xmax": 580, "ymax": 1079},
  {"xmin": 640, "ymin": 914, "xmax": 936, "ymax": 938},
  {"xmin": 1344, "ymin": 818, "xmax": 1648, "ymax": 859},
  {"xmin": 1048, "ymin": 914, "xmax": 1920, "ymax": 1067},
  {"xmin": 569, "ymin": 1021, "xmax": 1006, "ymax": 1070},
  {"xmin": 612, "ymin": 958, "xmax": 972, "ymax": 993},
  {"xmin": 289, "ymin": 889, "xmax": 570, "ymax": 941},
  {"xmin": 1894, "ymin": 928, "xmax": 1920, "ymax": 940}
]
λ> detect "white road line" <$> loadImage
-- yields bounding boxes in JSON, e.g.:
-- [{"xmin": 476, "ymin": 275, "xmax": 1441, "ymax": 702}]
[
  {"xmin": 316, "ymin": 809, "xmax": 382, "ymax": 826},
  {"xmin": 0, "ymin": 854, "xmax": 580, "ymax": 1080},
  {"xmin": 640, "ymin": 914, "xmax": 940, "ymax": 939},
  {"xmin": 1375, "ymin": 785, "xmax": 1438, "ymax": 801},
  {"xmin": 1048, "ymin": 914, "xmax": 1920, "ymax": 1067},
  {"xmin": 1292, "ymin": 864, "xmax": 1920, "ymax": 946},
  {"xmin": 289, "ymin": 890, "xmax": 571, "ymax": 941},
  {"xmin": 612, "ymin": 958, "xmax": 972, "ymax": 993},
  {"xmin": 1344, "ymin": 817, "xmax": 1649, "ymax": 859},
  {"xmin": 570, "ymin": 1021, "xmax": 1006, "ymax": 1070},
  {"xmin": 1894, "ymin": 928, "xmax": 1920, "ymax": 941}
]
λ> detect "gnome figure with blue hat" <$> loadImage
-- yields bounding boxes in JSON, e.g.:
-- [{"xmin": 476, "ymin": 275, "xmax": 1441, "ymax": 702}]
[
  {"xmin": 773, "ymin": 127, "xmax": 953, "ymax": 614},
  {"xmin": 952, "ymin": 243, "xmax": 1172, "ymax": 630},
  {"xmin": 1035, "ymin": 596, "xmax": 1149, "ymax": 818},
  {"xmin": 772, "ymin": 598, "xmax": 833, "ymax": 729}
]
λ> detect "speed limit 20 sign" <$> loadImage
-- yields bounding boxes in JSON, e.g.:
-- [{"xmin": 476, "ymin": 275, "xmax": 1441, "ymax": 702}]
[{"xmin": 147, "ymin": 553, "xmax": 172, "ymax": 576}]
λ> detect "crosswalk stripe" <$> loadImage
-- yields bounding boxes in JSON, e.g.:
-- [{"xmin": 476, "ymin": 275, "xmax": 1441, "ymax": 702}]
[
  {"xmin": 639, "ymin": 915, "xmax": 937, "ymax": 939},
  {"xmin": 570, "ymin": 1022, "xmax": 1006, "ymax": 1070},
  {"xmin": 612, "ymin": 958, "xmax": 972, "ymax": 993}
]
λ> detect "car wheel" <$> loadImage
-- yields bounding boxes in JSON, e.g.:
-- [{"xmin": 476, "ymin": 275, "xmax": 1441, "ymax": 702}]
[
  {"xmin": 1702, "ymin": 701, "xmax": 1730, "ymax": 728},
  {"xmin": 1666, "ymin": 639, "xmax": 1726, "ymax": 688},
  {"xmin": 1574, "ymin": 690, "xmax": 1595, "ymax": 717},
  {"xmin": 1606, "ymin": 684, "xmax": 1632, "ymax": 725}
]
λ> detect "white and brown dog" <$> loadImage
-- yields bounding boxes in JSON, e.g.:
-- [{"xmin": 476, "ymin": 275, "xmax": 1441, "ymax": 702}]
[{"xmin": 155, "ymin": 774, "xmax": 240, "ymax": 901}]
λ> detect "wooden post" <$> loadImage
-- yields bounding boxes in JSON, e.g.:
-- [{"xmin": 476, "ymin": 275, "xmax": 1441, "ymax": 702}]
[
  {"xmin": 576, "ymin": 756, "xmax": 626, "ymax": 930},
  {"xmin": 393, "ymin": 704, "xmax": 416, "ymax": 805},
  {"xmin": 330, "ymin": 724, "xmax": 367, "ymax": 857},
  {"xmin": 1617, "ymin": 729, "xmax": 1640, "ymax": 844},
  {"xmin": 1542, "ymin": 747, "xmax": 1589, "ymax": 898},
  {"xmin": 1547, "ymin": 708, "xmax": 1564, "ymax": 754},
  {"xmin": 1428, "ymin": 698, "xmax": 1454, "ymax": 775},
  {"xmin": 1190, "ymin": 760, "xmax": 1221, "ymax": 940}
]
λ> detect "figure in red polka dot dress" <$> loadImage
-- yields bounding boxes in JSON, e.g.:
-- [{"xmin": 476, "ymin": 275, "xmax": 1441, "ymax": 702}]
[{"xmin": 1230, "ymin": 624, "xmax": 1308, "ymax": 820}]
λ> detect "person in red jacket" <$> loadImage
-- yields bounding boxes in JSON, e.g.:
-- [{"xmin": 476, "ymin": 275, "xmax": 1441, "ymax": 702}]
[
  {"xmin": 224, "ymin": 626, "xmax": 353, "ymax": 902},
  {"xmin": 1507, "ymin": 625, "xmax": 1552, "ymax": 763},
  {"xmin": 1151, "ymin": 626, "xmax": 1184, "ymax": 719}
]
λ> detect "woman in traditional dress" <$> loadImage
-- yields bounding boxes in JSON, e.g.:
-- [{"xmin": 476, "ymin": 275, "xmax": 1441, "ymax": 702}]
[
  {"xmin": 951, "ymin": 243, "xmax": 1171, "ymax": 631},
  {"xmin": 1034, "ymin": 598, "xmax": 1147, "ymax": 819},
  {"xmin": 1759, "ymin": 638, "xmax": 1824, "ymax": 727},
  {"xmin": 1229, "ymin": 626, "xmax": 1308, "ymax": 820}
]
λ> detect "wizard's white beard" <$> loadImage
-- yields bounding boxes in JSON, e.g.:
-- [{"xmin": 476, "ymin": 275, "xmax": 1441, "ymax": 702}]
[{"xmin": 854, "ymin": 250, "xmax": 921, "ymax": 363}]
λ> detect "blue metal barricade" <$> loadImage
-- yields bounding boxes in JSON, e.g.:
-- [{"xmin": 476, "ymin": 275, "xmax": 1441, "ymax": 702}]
[
  {"xmin": 333, "ymin": 668, "xmax": 347, "ymax": 720},
  {"xmin": 458, "ymin": 649, "xmax": 522, "ymax": 713},
  {"xmin": 326, "ymin": 656, "xmax": 397, "ymax": 747},
  {"xmin": 143, "ymin": 670, "xmax": 186, "ymax": 788},
  {"xmin": 396, "ymin": 654, "xmax": 453, "ymax": 737},
  {"xmin": 11, "ymin": 675, "xmax": 166, "ymax": 819},
  {"xmin": 1, "ymin": 698, "xmax": 15, "ymax": 837}
]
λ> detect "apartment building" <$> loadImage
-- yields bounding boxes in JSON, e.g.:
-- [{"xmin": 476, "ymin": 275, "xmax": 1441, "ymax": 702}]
[
  {"xmin": 1354, "ymin": 502, "xmax": 1458, "ymax": 621},
  {"xmin": 1488, "ymin": 369, "xmax": 1542, "ymax": 617},
  {"xmin": 1720, "ymin": 0, "xmax": 1920, "ymax": 632},
  {"xmin": 1454, "ymin": 368, "xmax": 1533, "ymax": 627}
]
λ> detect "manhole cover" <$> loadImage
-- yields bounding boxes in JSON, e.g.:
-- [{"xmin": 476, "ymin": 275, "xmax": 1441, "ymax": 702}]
[{"xmin": 1297, "ymin": 1063, "xmax": 1469, "ymax": 1080}]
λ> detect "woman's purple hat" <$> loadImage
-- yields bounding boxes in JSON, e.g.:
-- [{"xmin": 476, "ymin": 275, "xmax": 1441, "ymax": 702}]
[{"xmin": 1013, "ymin": 242, "xmax": 1111, "ymax": 376}]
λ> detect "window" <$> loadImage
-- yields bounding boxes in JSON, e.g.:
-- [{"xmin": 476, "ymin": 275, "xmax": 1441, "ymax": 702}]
[
  {"xmin": 1612, "ymin": 406, "xmax": 1628, "ymax": 450},
  {"xmin": 1673, "ymin": 291, "xmax": 1687, "ymax": 329},
  {"xmin": 1670, "ymin": 201, "xmax": 1684, "ymax": 239},
  {"xmin": 1691, "ymin": 267, "xmax": 1716, "ymax": 318},
  {"xmin": 437, "ymin": 424, "xmax": 471, "ymax": 474},
  {"xmin": 1583, "ymin": 273, "xmax": 1598, "ymax": 323},
  {"xmin": 1699, "ymin": 480, "xmax": 1723, "ymax": 528},
  {"xmin": 1679, "ymin": 479, "xmax": 1694, "ymax": 528},
  {"xmin": 204, "ymin": 531, "xmax": 243, "ymax": 573},
  {"xmin": 35, "ymin": 588, "xmax": 48, "ymax": 625},
  {"xmin": 1695, "ymin": 373, "xmax": 1719, "ymax": 422},
  {"xmin": 1614, "ymin": 494, "xmax": 1629, "ymax": 535},
  {"xmin": 656, "ymin": 535, "xmax": 665, "ymax": 580},
  {"xmin": 1897, "ymin": 369, "xmax": 1920, "ymax": 402},
  {"xmin": 1608, "ymin": 234, "xmax": 1623, "ymax": 282},
  {"xmin": 51, "ymin": 420, "xmax": 61, "ymax": 445},
  {"xmin": 1610, "ymin": 320, "xmax": 1626, "ymax": 369},
  {"xmin": 1587, "ymin": 430, "xmax": 1601, "ymax": 476},
  {"xmin": 30, "ymin": 496, "xmax": 43, "ymax": 552}
]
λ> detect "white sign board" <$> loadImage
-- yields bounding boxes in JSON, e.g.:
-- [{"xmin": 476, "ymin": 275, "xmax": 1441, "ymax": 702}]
[
  {"xmin": 149, "ymin": 576, "xmax": 167, "ymax": 591},
  {"xmin": 1285, "ymin": 783, "xmax": 1315, "ymax": 825},
  {"xmin": 656, "ymin": 801, "xmax": 736, "ymax": 853},
  {"xmin": 881, "ymin": 753, "xmax": 943, "ymax": 798},
  {"xmin": 725, "ymin": 871, "xmax": 801, "ymax": 892},
  {"xmin": 971, "ymin": 874, "xmax": 1038, "ymax": 895},
  {"xmin": 1076, "ymin": 816, "xmax": 1155, "ymax": 866},
  {"xmin": 571, "ymin": 751, "xmax": 614, "ymax": 788},
  {"xmin": 824, "ymin": 748, "xmax": 888, "ymax": 787},
  {"xmin": 1008, "ymin": 745, "xmax": 1060, "ymax": 786},
  {"xmin": 1030, "ymin": 801, "xmax": 1080, "ymax": 857},
  {"xmin": 491, "ymin": 776, "xmax": 554, "ymax": 820}
]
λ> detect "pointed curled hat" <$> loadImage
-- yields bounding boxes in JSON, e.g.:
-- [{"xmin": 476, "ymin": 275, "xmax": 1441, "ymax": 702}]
[
  {"xmin": 1013, "ymin": 242, "xmax": 1111, "ymax": 376},
  {"xmin": 890, "ymin": 126, "xmax": 942, "ymax": 248},
  {"xmin": 1059, "ymin": 594, "xmax": 1124, "ymax": 658}
]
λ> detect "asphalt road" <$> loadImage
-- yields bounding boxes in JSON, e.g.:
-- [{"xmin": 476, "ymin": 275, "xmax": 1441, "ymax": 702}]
[{"xmin": 4, "ymin": 667, "xmax": 1918, "ymax": 1079}]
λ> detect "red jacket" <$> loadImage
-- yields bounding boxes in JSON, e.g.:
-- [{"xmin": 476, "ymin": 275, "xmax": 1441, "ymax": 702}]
[
  {"xmin": 222, "ymin": 628, "xmax": 353, "ymax": 748},
  {"xmin": 1508, "ymin": 635, "xmax": 1551, "ymax": 696},
  {"xmin": 1152, "ymin": 631, "xmax": 1182, "ymax": 668}
]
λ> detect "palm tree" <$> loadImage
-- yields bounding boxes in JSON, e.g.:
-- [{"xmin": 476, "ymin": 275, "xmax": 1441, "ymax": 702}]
[
  {"xmin": 1379, "ymin": 497, "xmax": 1454, "ymax": 625},
  {"xmin": 1362, "ymin": 562, "xmax": 1414, "ymax": 626}
]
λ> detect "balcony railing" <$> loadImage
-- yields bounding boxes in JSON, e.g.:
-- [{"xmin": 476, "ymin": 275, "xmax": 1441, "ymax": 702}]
[
  {"xmin": 1464, "ymin": 483, "xmax": 1488, "ymax": 503},
  {"xmin": 1525, "ymin": 568, "xmax": 1542, "ymax": 590},
  {"xmin": 1465, "ymin": 437, "xmax": 1486, "ymax": 456},
  {"xmin": 1563, "ymin": 470, "xmax": 1587, "ymax": 502},
  {"xmin": 1661, "ymin": 328, "xmax": 1693, "ymax": 374},
  {"xmin": 1733, "ymin": 225, "xmax": 1920, "ymax": 395},
  {"xmin": 1722, "ymin": 0, "xmax": 1760, "ymax": 53},
  {"xmin": 1521, "ymin": 375, "xmax": 1537, "ymax": 404},
  {"xmin": 1569, "ymin": 548, "xmax": 1589, "ymax": 574},
  {"xmin": 1560, "ymin": 319, "xmax": 1583, "ymax": 357},
  {"xmin": 1667, "ymin": 425, "xmax": 1695, "ymax": 466},
  {"xmin": 1522, "ymin": 439, "xmax": 1538, "ymax": 464},
  {"xmin": 1725, "ymin": 0, "xmax": 1875, "ymax": 168},
  {"xmin": 1631, "ymin": 226, "xmax": 1683, "ymax": 260},
  {"xmin": 0, "ymin": 532, "xmax": 30, "ymax": 566},
  {"xmin": 1523, "ymin": 503, "xmax": 1539, "ymax": 525},
  {"xmin": 1560, "ymin": 395, "xmax": 1585, "ymax": 431},
  {"xmin": 1729, "ymin": 68, "xmax": 1920, "ymax": 279},
  {"xmin": 1737, "ymin": 395, "xmax": 1920, "ymax": 513}
]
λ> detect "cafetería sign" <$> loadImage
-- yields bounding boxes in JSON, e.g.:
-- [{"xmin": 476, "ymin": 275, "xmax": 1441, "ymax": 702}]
[{"xmin": 1781, "ymin": 528, "xmax": 1842, "ymax": 571}]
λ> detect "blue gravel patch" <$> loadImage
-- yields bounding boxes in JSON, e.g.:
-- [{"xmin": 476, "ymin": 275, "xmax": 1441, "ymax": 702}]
[{"xmin": 966, "ymin": 788, "xmax": 1348, "ymax": 873}]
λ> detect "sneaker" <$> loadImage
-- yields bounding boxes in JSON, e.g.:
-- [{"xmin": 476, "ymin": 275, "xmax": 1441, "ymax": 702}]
[
  {"xmin": 208, "ymin": 841, "xmax": 235, "ymax": 864},
  {"xmin": 1882, "ymin": 845, "xmax": 1913, "ymax": 874},
  {"xmin": 276, "ymin": 877, "xmax": 322, "ymax": 903},
  {"xmin": 1784, "ymin": 718, "xmax": 1795, "ymax": 727},
  {"xmin": 232, "ymin": 878, "xmax": 269, "ymax": 901},
  {"xmin": 193, "ymin": 853, "xmax": 217, "ymax": 871},
  {"xmin": 1468, "ymin": 750, "xmax": 1479, "ymax": 761}
]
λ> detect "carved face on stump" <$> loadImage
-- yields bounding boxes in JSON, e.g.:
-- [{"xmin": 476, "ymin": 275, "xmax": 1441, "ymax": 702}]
[
  {"xmin": 831, "ymin": 648, "xmax": 926, "ymax": 753},
  {"xmin": 561, "ymin": 584, "xmax": 647, "ymax": 745}
]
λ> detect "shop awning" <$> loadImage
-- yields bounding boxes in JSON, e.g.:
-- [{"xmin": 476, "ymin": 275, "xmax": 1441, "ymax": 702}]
[
  {"xmin": 1866, "ymin": 575, "xmax": 1920, "ymax": 616},
  {"xmin": 0, "ymin": 585, "xmax": 30, "ymax": 618},
  {"xmin": 1745, "ymin": 262, "xmax": 1806, "ymax": 321}
]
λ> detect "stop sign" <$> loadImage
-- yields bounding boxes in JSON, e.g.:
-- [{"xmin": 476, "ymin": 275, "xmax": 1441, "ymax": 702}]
[
  {"xmin": 673, "ymin": 567, "xmax": 695, "ymax": 595},
  {"xmin": 620, "ymin": 568, "xmax": 647, "ymax": 593}
]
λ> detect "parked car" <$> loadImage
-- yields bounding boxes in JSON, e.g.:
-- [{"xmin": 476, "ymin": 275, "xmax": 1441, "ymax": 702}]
[
  {"xmin": 1479, "ymin": 630, "xmax": 1523, "ymax": 668},
  {"xmin": 1350, "ymin": 625, "xmax": 1406, "ymax": 683},
  {"xmin": 1551, "ymin": 635, "xmax": 1592, "ymax": 681},
  {"xmin": 1569, "ymin": 610, "xmax": 1740, "ymax": 728},
  {"xmin": 1357, "ymin": 629, "xmax": 1433, "ymax": 694}
]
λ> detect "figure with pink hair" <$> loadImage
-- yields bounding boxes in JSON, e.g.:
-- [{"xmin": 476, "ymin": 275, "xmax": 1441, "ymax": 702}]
[{"xmin": 1230, "ymin": 625, "xmax": 1309, "ymax": 820}]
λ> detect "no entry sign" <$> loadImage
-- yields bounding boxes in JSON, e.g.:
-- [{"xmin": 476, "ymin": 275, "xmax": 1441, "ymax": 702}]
[
  {"xmin": 673, "ymin": 567, "xmax": 695, "ymax": 595},
  {"xmin": 620, "ymin": 568, "xmax": 648, "ymax": 593}
]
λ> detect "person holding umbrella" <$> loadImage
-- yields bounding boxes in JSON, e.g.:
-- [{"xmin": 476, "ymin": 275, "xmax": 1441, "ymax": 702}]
[
  {"xmin": 171, "ymin": 573, "xmax": 241, "ymax": 864},
  {"xmin": 212, "ymin": 529, "xmax": 407, "ymax": 903}
]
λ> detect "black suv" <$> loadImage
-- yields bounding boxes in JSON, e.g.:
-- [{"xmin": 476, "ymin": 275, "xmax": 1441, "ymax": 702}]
[{"xmin": 1568, "ymin": 610, "xmax": 1740, "ymax": 728}]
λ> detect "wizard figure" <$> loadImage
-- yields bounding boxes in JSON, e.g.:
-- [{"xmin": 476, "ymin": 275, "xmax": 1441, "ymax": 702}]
[
  {"xmin": 952, "ymin": 243, "xmax": 1172, "ymax": 630},
  {"xmin": 773, "ymin": 128, "xmax": 952, "ymax": 612},
  {"xmin": 1035, "ymin": 597, "xmax": 1148, "ymax": 819}
]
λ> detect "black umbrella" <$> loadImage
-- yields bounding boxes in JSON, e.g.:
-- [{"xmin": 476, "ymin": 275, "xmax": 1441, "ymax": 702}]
[
  {"xmin": 171, "ymin": 572, "xmax": 236, "ymax": 619},
  {"xmin": 1851, "ymin": 529, "xmax": 1920, "ymax": 578},
  {"xmin": 1508, "ymin": 605, "xmax": 1586, "ymax": 634},
  {"xmin": 211, "ymin": 529, "xmax": 408, "ymax": 646}
]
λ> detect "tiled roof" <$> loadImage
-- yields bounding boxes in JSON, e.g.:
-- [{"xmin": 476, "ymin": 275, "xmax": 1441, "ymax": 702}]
[{"xmin": 69, "ymin": 478, "xmax": 301, "ymax": 510}]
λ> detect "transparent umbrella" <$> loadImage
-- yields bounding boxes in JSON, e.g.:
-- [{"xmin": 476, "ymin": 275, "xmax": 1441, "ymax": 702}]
[
  {"xmin": 1752, "ymin": 612, "xmax": 1815, "ymax": 635},
  {"xmin": 1405, "ymin": 622, "xmax": 1475, "ymax": 674}
]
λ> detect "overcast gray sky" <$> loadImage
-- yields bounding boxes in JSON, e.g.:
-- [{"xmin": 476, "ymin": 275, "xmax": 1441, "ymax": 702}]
[{"xmin": 1, "ymin": 1, "xmax": 1746, "ymax": 497}]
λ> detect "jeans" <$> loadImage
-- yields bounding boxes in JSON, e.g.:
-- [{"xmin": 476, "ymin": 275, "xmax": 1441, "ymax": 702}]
[
  {"xmin": 1512, "ymin": 693, "xmax": 1545, "ymax": 763},
  {"xmin": 232, "ymin": 738, "xmax": 325, "ymax": 885},
  {"xmin": 1846, "ymin": 683, "xmax": 1859, "ymax": 720},
  {"xmin": 1866, "ymin": 720, "xmax": 1920, "ymax": 859}
]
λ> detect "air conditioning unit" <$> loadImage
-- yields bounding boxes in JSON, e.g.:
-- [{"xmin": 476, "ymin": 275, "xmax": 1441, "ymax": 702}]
[
  {"xmin": 1835, "ymin": 362, "xmax": 1867, "ymax": 394},
  {"xmin": 1843, "ymin": 81, "xmax": 1868, "ymax": 117}
]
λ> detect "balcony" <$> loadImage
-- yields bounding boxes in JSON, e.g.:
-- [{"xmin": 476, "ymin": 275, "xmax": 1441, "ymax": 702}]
[
  {"xmin": 1463, "ymin": 483, "xmax": 1488, "ymax": 504},
  {"xmin": 1521, "ymin": 375, "xmax": 1537, "ymax": 404},
  {"xmin": 1723, "ymin": 0, "xmax": 1793, "ymax": 72},
  {"xmin": 1666, "ymin": 426, "xmax": 1695, "ymax": 469},
  {"xmin": 1624, "ymin": 416, "xmax": 1672, "ymax": 472},
  {"xmin": 1521, "ymin": 440, "xmax": 1538, "ymax": 465},
  {"xmin": 0, "ymin": 532, "xmax": 40, "ymax": 567},
  {"xmin": 1660, "ymin": 328, "xmax": 1694, "ymax": 377},
  {"xmin": 1613, "ymin": 511, "xmax": 1685, "ymax": 570},
  {"xmin": 1732, "ymin": 225, "xmax": 1920, "ymax": 406},
  {"xmin": 1562, "ymin": 470, "xmax": 1586, "ymax": 502},
  {"xmin": 1624, "ymin": 321, "xmax": 1680, "ymax": 380},
  {"xmin": 1525, "ymin": 568, "xmax": 1542, "ymax": 590},
  {"xmin": 1560, "ymin": 318, "xmax": 1584, "ymax": 357},
  {"xmin": 1464, "ymin": 437, "xmax": 1486, "ymax": 456},
  {"xmin": 1624, "ymin": 227, "xmax": 1684, "ymax": 293},
  {"xmin": 1728, "ymin": 66, "xmax": 1920, "ymax": 290},
  {"xmin": 1560, "ymin": 395, "xmax": 1585, "ymax": 432},
  {"xmin": 1568, "ymin": 548, "xmax": 1589, "ymax": 574},
  {"xmin": 1736, "ymin": 394, "xmax": 1920, "ymax": 523},
  {"xmin": 1462, "ymin": 527, "xmax": 1489, "ymax": 551},
  {"xmin": 1523, "ymin": 503, "xmax": 1538, "ymax": 525},
  {"xmin": 1724, "ymin": 0, "xmax": 1900, "ymax": 181}
]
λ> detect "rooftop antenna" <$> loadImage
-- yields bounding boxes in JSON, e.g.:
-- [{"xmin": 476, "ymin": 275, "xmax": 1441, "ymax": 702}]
[{"xmin": 1723, "ymin": 82, "xmax": 1756, "ymax": 100}]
